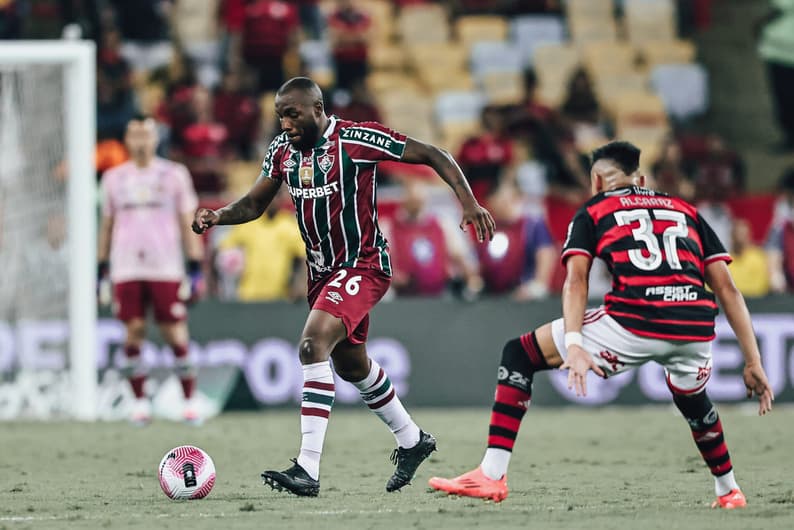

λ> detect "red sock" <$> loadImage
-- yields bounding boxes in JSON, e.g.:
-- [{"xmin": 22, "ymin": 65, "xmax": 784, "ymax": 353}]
[
  {"xmin": 487, "ymin": 333, "xmax": 549, "ymax": 451},
  {"xmin": 487, "ymin": 384, "xmax": 529, "ymax": 451},
  {"xmin": 172, "ymin": 343, "xmax": 195, "ymax": 400},
  {"xmin": 692, "ymin": 418, "xmax": 733, "ymax": 476},
  {"xmin": 124, "ymin": 344, "xmax": 145, "ymax": 399}
]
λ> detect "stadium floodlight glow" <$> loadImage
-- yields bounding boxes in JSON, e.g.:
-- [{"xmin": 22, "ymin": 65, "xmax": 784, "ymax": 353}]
[{"xmin": 0, "ymin": 41, "xmax": 97, "ymax": 420}]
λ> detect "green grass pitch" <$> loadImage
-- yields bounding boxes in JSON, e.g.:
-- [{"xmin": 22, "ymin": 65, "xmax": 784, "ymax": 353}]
[{"xmin": 1, "ymin": 406, "xmax": 792, "ymax": 529}]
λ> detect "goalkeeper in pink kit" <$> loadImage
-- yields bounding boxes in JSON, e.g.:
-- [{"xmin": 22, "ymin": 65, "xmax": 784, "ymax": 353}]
[{"xmin": 98, "ymin": 116, "xmax": 206, "ymax": 424}]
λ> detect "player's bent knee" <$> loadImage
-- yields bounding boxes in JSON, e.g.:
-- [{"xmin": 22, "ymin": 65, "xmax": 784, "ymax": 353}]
[
  {"xmin": 672, "ymin": 391, "xmax": 718, "ymax": 429},
  {"xmin": 298, "ymin": 336, "xmax": 332, "ymax": 365},
  {"xmin": 498, "ymin": 337, "xmax": 534, "ymax": 392}
]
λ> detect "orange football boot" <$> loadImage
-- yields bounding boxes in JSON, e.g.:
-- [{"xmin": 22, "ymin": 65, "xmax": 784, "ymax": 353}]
[
  {"xmin": 711, "ymin": 489, "xmax": 746, "ymax": 509},
  {"xmin": 428, "ymin": 467, "xmax": 509, "ymax": 502}
]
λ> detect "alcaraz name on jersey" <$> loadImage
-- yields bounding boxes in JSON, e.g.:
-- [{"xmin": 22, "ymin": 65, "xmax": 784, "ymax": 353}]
[
  {"xmin": 260, "ymin": 116, "xmax": 406, "ymax": 280},
  {"xmin": 561, "ymin": 185, "xmax": 732, "ymax": 342}
]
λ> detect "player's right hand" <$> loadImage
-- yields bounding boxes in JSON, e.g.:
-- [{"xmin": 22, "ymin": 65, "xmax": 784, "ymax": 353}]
[
  {"xmin": 192, "ymin": 208, "xmax": 220, "ymax": 234},
  {"xmin": 460, "ymin": 201, "xmax": 496, "ymax": 243},
  {"xmin": 560, "ymin": 344, "xmax": 605, "ymax": 397},
  {"xmin": 743, "ymin": 362, "xmax": 774, "ymax": 416}
]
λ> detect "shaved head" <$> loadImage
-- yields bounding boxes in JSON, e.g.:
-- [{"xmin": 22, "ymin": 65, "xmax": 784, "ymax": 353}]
[
  {"xmin": 277, "ymin": 77, "xmax": 324, "ymax": 107},
  {"xmin": 275, "ymin": 77, "xmax": 329, "ymax": 150}
]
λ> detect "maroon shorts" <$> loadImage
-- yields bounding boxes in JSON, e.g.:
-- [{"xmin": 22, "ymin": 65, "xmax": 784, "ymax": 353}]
[
  {"xmin": 114, "ymin": 280, "xmax": 187, "ymax": 323},
  {"xmin": 308, "ymin": 268, "xmax": 391, "ymax": 344}
]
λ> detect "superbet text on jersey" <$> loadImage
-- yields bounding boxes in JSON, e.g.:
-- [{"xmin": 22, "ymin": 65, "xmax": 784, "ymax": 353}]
[
  {"xmin": 562, "ymin": 186, "xmax": 732, "ymax": 342},
  {"xmin": 261, "ymin": 116, "xmax": 405, "ymax": 281}
]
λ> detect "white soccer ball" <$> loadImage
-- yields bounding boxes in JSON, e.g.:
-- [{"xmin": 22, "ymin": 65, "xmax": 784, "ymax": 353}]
[{"xmin": 158, "ymin": 445, "xmax": 216, "ymax": 500}]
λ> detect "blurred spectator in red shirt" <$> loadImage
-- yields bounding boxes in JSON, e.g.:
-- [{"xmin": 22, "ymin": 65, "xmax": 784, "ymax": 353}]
[
  {"xmin": 151, "ymin": 50, "xmax": 199, "ymax": 148},
  {"xmin": 692, "ymin": 135, "xmax": 745, "ymax": 202},
  {"xmin": 457, "ymin": 105, "xmax": 514, "ymax": 203},
  {"xmin": 328, "ymin": 0, "xmax": 372, "ymax": 90},
  {"xmin": 223, "ymin": 0, "xmax": 300, "ymax": 92},
  {"xmin": 330, "ymin": 78, "xmax": 382, "ymax": 123},
  {"xmin": 651, "ymin": 138, "xmax": 695, "ymax": 200},
  {"xmin": 474, "ymin": 185, "xmax": 555, "ymax": 299},
  {"xmin": 766, "ymin": 167, "xmax": 794, "ymax": 292},
  {"xmin": 176, "ymin": 86, "xmax": 230, "ymax": 195},
  {"xmin": 386, "ymin": 180, "xmax": 482, "ymax": 298},
  {"xmin": 98, "ymin": 28, "xmax": 131, "ymax": 94},
  {"xmin": 213, "ymin": 69, "xmax": 261, "ymax": 159}
]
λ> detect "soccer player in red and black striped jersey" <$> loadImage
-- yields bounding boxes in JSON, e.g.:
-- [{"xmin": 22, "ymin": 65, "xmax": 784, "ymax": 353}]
[
  {"xmin": 193, "ymin": 77, "xmax": 495, "ymax": 496},
  {"xmin": 429, "ymin": 140, "xmax": 773, "ymax": 508}
]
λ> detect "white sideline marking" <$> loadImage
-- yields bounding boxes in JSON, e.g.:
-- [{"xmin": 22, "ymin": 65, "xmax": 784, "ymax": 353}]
[{"xmin": 1, "ymin": 505, "xmax": 515, "ymax": 523}]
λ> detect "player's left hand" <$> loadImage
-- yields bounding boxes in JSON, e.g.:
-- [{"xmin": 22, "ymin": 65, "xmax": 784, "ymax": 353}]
[
  {"xmin": 743, "ymin": 362, "xmax": 774, "ymax": 415},
  {"xmin": 460, "ymin": 201, "xmax": 495, "ymax": 242},
  {"xmin": 560, "ymin": 345, "xmax": 605, "ymax": 397}
]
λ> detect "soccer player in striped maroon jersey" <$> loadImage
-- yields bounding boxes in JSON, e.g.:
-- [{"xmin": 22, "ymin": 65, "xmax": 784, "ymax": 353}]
[
  {"xmin": 429, "ymin": 141, "xmax": 774, "ymax": 508},
  {"xmin": 193, "ymin": 77, "xmax": 495, "ymax": 496}
]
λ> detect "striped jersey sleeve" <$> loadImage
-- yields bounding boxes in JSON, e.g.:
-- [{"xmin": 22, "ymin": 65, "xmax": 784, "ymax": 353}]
[
  {"xmin": 338, "ymin": 121, "xmax": 407, "ymax": 162},
  {"xmin": 260, "ymin": 133, "xmax": 290, "ymax": 181},
  {"xmin": 697, "ymin": 213, "xmax": 732, "ymax": 265},
  {"xmin": 561, "ymin": 207, "xmax": 597, "ymax": 263}
]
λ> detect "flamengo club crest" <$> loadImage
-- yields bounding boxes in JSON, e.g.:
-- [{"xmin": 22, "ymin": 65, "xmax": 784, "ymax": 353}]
[{"xmin": 317, "ymin": 152, "xmax": 334, "ymax": 175}]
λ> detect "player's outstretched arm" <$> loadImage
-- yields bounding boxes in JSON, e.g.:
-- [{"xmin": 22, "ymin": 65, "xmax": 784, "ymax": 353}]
[
  {"xmin": 705, "ymin": 260, "xmax": 774, "ymax": 415},
  {"xmin": 400, "ymin": 137, "xmax": 495, "ymax": 242},
  {"xmin": 559, "ymin": 254, "xmax": 603, "ymax": 397},
  {"xmin": 192, "ymin": 175, "xmax": 282, "ymax": 234}
]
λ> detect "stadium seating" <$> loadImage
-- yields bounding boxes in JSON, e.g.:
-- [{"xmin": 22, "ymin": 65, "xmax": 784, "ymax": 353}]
[
  {"xmin": 510, "ymin": 15, "xmax": 567, "ymax": 67},
  {"xmin": 582, "ymin": 41, "xmax": 637, "ymax": 74},
  {"xmin": 639, "ymin": 39, "xmax": 697, "ymax": 70},
  {"xmin": 407, "ymin": 43, "xmax": 474, "ymax": 94},
  {"xmin": 624, "ymin": 0, "xmax": 677, "ymax": 42},
  {"xmin": 568, "ymin": 15, "xmax": 618, "ymax": 43},
  {"xmin": 532, "ymin": 44, "xmax": 581, "ymax": 106},
  {"xmin": 650, "ymin": 63, "xmax": 709, "ymax": 121},
  {"xmin": 398, "ymin": 4, "xmax": 450, "ymax": 44},
  {"xmin": 469, "ymin": 41, "xmax": 524, "ymax": 78},
  {"xmin": 455, "ymin": 15, "xmax": 509, "ymax": 47},
  {"xmin": 565, "ymin": 0, "xmax": 614, "ymax": 19},
  {"xmin": 368, "ymin": 43, "xmax": 407, "ymax": 72}
]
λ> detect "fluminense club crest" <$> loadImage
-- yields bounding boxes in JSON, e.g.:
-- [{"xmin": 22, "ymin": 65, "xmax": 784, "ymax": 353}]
[{"xmin": 317, "ymin": 152, "xmax": 334, "ymax": 175}]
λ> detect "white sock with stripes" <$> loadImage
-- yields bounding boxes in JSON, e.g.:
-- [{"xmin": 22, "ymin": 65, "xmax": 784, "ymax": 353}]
[
  {"xmin": 353, "ymin": 359, "xmax": 420, "ymax": 449},
  {"xmin": 297, "ymin": 361, "xmax": 335, "ymax": 481}
]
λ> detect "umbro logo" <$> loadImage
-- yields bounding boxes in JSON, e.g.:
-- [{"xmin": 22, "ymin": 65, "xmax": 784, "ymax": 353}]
[
  {"xmin": 283, "ymin": 158, "xmax": 297, "ymax": 168},
  {"xmin": 695, "ymin": 431, "xmax": 720, "ymax": 443},
  {"xmin": 325, "ymin": 292, "xmax": 343, "ymax": 305}
]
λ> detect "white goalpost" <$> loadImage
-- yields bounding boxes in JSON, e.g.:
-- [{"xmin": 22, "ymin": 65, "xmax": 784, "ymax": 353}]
[{"xmin": 0, "ymin": 41, "xmax": 97, "ymax": 420}]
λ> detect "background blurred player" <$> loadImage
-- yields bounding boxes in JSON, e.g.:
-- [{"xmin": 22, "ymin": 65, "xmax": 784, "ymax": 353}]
[
  {"xmin": 193, "ymin": 77, "xmax": 495, "ymax": 496},
  {"xmin": 98, "ymin": 116, "xmax": 205, "ymax": 425},
  {"xmin": 429, "ymin": 141, "xmax": 773, "ymax": 508}
]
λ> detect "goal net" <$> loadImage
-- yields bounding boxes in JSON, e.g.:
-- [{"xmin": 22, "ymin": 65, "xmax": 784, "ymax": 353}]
[{"xmin": 0, "ymin": 42, "xmax": 96, "ymax": 420}]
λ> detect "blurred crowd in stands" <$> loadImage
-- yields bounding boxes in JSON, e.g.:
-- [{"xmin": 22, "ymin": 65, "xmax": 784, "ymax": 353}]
[{"xmin": 3, "ymin": 0, "xmax": 794, "ymax": 301}]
